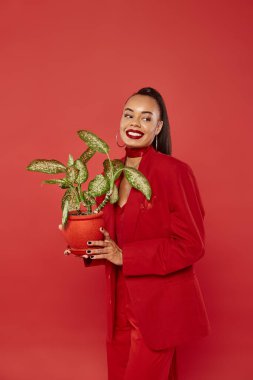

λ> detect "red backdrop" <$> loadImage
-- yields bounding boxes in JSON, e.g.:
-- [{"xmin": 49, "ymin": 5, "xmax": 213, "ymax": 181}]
[{"xmin": 0, "ymin": 1, "xmax": 252, "ymax": 379}]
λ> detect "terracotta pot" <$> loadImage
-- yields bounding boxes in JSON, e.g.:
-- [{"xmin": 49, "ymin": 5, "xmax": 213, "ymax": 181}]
[{"xmin": 61, "ymin": 211, "xmax": 105, "ymax": 256}]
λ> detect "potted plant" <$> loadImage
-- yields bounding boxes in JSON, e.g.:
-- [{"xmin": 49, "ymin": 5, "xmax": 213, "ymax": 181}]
[{"xmin": 26, "ymin": 130, "xmax": 152, "ymax": 255}]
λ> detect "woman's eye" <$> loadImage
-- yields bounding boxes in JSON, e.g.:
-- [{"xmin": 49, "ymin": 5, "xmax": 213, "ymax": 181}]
[{"xmin": 123, "ymin": 114, "xmax": 151, "ymax": 121}]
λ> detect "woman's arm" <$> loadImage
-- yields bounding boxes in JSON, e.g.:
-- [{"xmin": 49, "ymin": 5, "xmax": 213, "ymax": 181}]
[{"xmin": 122, "ymin": 163, "xmax": 206, "ymax": 276}]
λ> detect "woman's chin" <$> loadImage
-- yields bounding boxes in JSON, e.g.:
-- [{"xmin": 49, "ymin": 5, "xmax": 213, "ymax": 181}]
[
  {"xmin": 123, "ymin": 138, "xmax": 149, "ymax": 148},
  {"xmin": 125, "ymin": 142, "xmax": 146, "ymax": 148}
]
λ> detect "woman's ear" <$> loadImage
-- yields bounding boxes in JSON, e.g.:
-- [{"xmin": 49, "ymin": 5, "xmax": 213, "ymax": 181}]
[{"xmin": 157, "ymin": 120, "xmax": 163, "ymax": 134}]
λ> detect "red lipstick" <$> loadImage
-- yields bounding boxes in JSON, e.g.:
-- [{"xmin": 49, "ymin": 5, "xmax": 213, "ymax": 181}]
[{"xmin": 126, "ymin": 129, "xmax": 144, "ymax": 139}]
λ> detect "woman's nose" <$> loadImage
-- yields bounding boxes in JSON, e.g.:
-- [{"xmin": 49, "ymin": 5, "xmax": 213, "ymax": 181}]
[{"xmin": 130, "ymin": 118, "xmax": 141, "ymax": 127}]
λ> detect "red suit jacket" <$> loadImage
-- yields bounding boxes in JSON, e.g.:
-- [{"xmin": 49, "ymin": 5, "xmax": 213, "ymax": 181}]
[{"xmin": 84, "ymin": 145, "xmax": 211, "ymax": 350}]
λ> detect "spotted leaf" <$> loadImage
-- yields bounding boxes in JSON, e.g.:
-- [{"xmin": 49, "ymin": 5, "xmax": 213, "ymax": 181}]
[
  {"xmin": 88, "ymin": 174, "xmax": 110, "ymax": 197},
  {"xmin": 27, "ymin": 159, "xmax": 66, "ymax": 174},
  {"xmin": 67, "ymin": 154, "xmax": 74, "ymax": 167},
  {"xmin": 109, "ymin": 183, "xmax": 119, "ymax": 204},
  {"xmin": 103, "ymin": 158, "xmax": 124, "ymax": 183},
  {"xmin": 77, "ymin": 130, "xmax": 109, "ymax": 154},
  {"xmin": 80, "ymin": 148, "xmax": 96, "ymax": 164},
  {"xmin": 82, "ymin": 191, "xmax": 96, "ymax": 206},
  {"xmin": 61, "ymin": 188, "xmax": 80, "ymax": 211},
  {"xmin": 74, "ymin": 159, "xmax": 88, "ymax": 184},
  {"xmin": 66, "ymin": 166, "xmax": 79, "ymax": 184},
  {"xmin": 62, "ymin": 199, "xmax": 69, "ymax": 227},
  {"xmin": 123, "ymin": 167, "xmax": 152, "ymax": 200}
]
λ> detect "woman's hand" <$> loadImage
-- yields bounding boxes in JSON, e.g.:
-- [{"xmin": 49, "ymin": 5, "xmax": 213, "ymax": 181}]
[
  {"xmin": 83, "ymin": 227, "xmax": 123, "ymax": 266},
  {"xmin": 58, "ymin": 224, "xmax": 123, "ymax": 265}
]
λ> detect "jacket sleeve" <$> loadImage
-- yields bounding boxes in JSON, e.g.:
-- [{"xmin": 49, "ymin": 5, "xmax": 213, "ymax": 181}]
[{"xmin": 122, "ymin": 163, "xmax": 206, "ymax": 276}]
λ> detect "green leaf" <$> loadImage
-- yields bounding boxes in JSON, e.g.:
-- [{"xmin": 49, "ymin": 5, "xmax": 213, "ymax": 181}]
[
  {"xmin": 74, "ymin": 159, "xmax": 88, "ymax": 184},
  {"xmin": 26, "ymin": 159, "xmax": 66, "ymax": 174},
  {"xmin": 66, "ymin": 165, "xmax": 79, "ymax": 184},
  {"xmin": 74, "ymin": 159, "xmax": 85, "ymax": 170},
  {"xmin": 123, "ymin": 167, "xmax": 152, "ymax": 200},
  {"xmin": 77, "ymin": 130, "xmax": 109, "ymax": 154},
  {"xmin": 76, "ymin": 169, "xmax": 88, "ymax": 185},
  {"xmin": 109, "ymin": 184, "xmax": 119, "ymax": 204},
  {"xmin": 82, "ymin": 191, "xmax": 96, "ymax": 206},
  {"xmin": 67, "ymin": 154, "xmax": 74, "ymax": 167},
  {"xmin": 61, "ymin": 188, "xmax": 80, "ymax": 211},
  {"xmin": 80, "ymin": 148, "xmax": 96, "ymax": 164},
  {"xmin": 112, "ymin": 160, "xmax": 125, "ymax": 179},
  {"xmin": 43, "ymin": 179, "xmax": 66, "ymax": 185},
  {"xmin": 103, "ymin": 159, "xmax": 124, "ymax": 183},
  {"xmin": 58, "ymin": 178, "xmax": 72, "ymax": 189},
  {"xmin": 88, "ymin": 174, "xmax": 110, "ymax": 197},
  {"xmin": 62, "ymin": 199, "xmax": 69, "ymax": 227}
]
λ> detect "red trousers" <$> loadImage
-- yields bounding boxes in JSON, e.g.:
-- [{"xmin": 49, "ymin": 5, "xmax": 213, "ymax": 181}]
[{"xmin": 106, "ymin": 267, "xmax": 178, "ymax": 380}]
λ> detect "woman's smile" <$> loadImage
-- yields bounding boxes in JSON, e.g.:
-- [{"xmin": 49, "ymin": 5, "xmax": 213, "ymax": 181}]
[{"xmin": 126, "ymin": 129, "xmax": 144, "ymax": 139}]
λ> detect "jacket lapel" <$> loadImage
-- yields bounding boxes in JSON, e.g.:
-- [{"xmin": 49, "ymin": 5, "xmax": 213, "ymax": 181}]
[{"xmin": 114, "ymin": 146, "xmax": 156, "ymax": 242}]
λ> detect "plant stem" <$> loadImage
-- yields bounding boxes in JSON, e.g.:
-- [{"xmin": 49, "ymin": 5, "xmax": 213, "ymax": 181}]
[
  {"xmin": 93, "ymin": 191, "xmax": 112, "ymax": 214},
  {"xmin": 86, "ymin": 204, "xmax": 92, "ymax": 213}
]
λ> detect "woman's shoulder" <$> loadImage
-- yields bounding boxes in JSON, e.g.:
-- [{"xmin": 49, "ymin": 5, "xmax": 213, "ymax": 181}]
[
  {"xmin": 116, "ymin": 149, "xmax": 194, "ymax": 177},
  {"xmin": 152, "ymin": 150, "xmax": 194, "ymax": 175}
]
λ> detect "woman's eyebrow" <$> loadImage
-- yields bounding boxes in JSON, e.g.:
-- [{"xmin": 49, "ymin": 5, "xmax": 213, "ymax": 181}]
[{"xmin": 124, "ymin": 107, "xmax": 153, "ymax": 115}]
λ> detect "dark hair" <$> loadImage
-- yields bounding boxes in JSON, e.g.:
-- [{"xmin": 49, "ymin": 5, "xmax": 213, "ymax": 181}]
[{"xmin": 124, "ymin": 87, "xmax": 172, "ymax": 155}]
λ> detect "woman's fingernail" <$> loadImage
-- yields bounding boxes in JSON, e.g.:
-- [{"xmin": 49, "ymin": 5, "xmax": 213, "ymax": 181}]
[
  {"xmin": 86, "ymin": 250, "xmax": 91, "ymax": 253},
  {"xmin": 90, "ymin": 255, "xmax": 94, "ymax": 259},
  {"xmin": 87, "ymin": 241, "xmax": 92, "ymax": 245},
  {"xmin": 82, "ymin": 255, "xmax": 88, "ymax": 258},
  {"xmin": 100, "ymin": 227, "xmax": 104, "ymax": 231}
]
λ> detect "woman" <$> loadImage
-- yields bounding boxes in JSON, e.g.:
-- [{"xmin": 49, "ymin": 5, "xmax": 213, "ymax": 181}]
[{"xmin": 64, "ymin": 87, "xmax": 211, "ymax": 380}]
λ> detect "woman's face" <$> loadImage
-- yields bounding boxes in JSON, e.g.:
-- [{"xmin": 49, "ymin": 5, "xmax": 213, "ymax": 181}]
[{"xmin": 119, "ymin": 94, "xmax": 163, "ymax": 148}]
